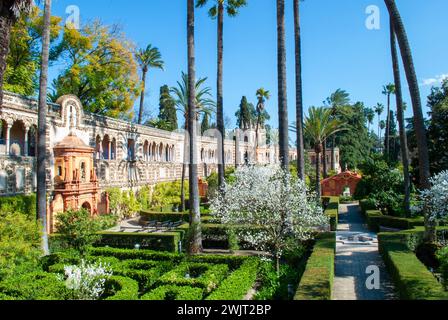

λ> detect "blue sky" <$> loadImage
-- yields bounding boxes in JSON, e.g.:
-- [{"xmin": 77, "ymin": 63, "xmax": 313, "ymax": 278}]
[{"xmin": 46, "ymin": 0, "xmax": 448, "ymax": 131}]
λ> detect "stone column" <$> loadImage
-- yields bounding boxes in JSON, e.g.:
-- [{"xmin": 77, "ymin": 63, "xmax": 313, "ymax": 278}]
[
  {"xmin": 108, "ymin": 140, "xmax": 112, "ymax": 160},
  {"xmin": 24, "ymin": 126, "xmax": 29, "ymax": 157},
  {"xmin": 5, "ymin": 122, "xmax": 11, "ymax": 156}
]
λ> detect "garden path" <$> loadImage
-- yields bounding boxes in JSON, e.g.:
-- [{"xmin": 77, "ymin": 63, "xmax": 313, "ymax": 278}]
[{"xmin": 332, "ymin": 203, "xmax": 397, "ymax": 300}]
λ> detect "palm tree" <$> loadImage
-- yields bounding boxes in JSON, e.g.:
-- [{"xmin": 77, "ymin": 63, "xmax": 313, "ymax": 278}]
[
  {"xmin": 379, "ymin": 120, "xmax": 386, "ymax": 149},
  {"xmin": 382, "ymin": 83, "xmax": 395, "ymax": 160},
  {"xmin": 196, "ymin": 0, "xmax": 247, "ymax": 189},
  {"xmin": 384, "ymin": 0, "xmax": 432, "ymax": 241},
  {"xmin": 277, "ymin": 0, "xmax": 289, "ymax": 170},
  {"xmin": 304, "ymin": 107, "xmax": 345, "ymax": 196},
  {"xmin": 0, "ymin": 0, "xmax": 33, "ymax": 106},
  {"xmin": 36, "ymin": 0, "xmax": 52, "ymax": 256},
  {"xmin": 374, "ymin": 103, "xmax": 384, "ymax": 140},
  {"xmin": 135, "ymin": 45, "xmax": 164, "ymax": 125},
  {"xmin": 294, "ymin": 0, "xmax": 305, "ymax": 180},
  {"xmin": 171, "ymin": 72, "xmax": 215, "ymax": 213},
  {"xmin": 326, "ymin": 89, "xmax": 350, "ymax": 172},
  {"xmin": 255, "ymin": 88, "xmax": 270, "ymax": 158},
  {"xmin": 187, "ymin": 0, "xmax": 202, "ymax": 254},
  {"xmin": 365, "ymin": 107, "xmax": 375, "ymax": 133},
  {"xmin": 390, "ymin": 17, "xmax": 411, "ymax": 216}
]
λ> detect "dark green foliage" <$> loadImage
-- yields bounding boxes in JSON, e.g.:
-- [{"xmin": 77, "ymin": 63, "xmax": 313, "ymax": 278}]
[
  {"xmin": 437, "ymin": 246, "xmax": 448, "ymax": 290},
  {"xmin": 378, "ymin": 230, "xmax": 448, "ymax": 300},
  {"xmin": 87, "ymin": 246, "xmax": 184, "ymax": 263},
  {"xmin": 0, "ymin": 194, "xmax": 36, "ymax": 216},
  {"xmin": 235, "ymin": 96, "xmax": 255, "ymax": 129},
  {"xmin": 355, "ymin": 155, "xmax": 406, "ymax": 216},
  {"xmin": 104, "ymin": 275, "xmax": 140, "ymax": 300},
  {"xmin": 294, "ymin": 233, "xmax": 335, "ymax": 300},
  {"xmin": 96, "ymin": 231, "xmax": 183, "ymax": 253},
  {"xmin": 141, "ymin": 285, "xmax": 203, "ymax": 300},
  {"xmin": 158, "ymin": 85, "xmax": 178, "ymax": 131},
  {"xmin": 322, "ymin": 196, "xmax": 339, "ymax": 231},
  {"xmin": 363, "ymin": 210, "xmax": 424, "ymax": 232},
  {"xmin": 206, "ymin": 258, "xmax": 259, "ymax": 300}
]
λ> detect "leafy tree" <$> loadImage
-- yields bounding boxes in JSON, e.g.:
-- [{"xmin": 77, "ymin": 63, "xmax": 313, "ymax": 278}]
[
  {"xmin": 135, "ymin": 44, "xmax": 164, "ymax": 124},
  {"xmin": 0, "ymin": 211, "xmax": 42, "ymax": 280},
  {"xmin": 0, "ymin": 0, "xmax": 34, "ymax": 106},
  {"xmin": 158, "ymin": 85, "xmax": 178, "ymax": 131},
  {"xmin": 235, "ymin": 96, "xmax": 254, "ymax": 130},
  {"xmin": 52, "ymin": 21, "xmax": 140, "ymax": 118},
  {"xmin": 364, "ymin": 107, "xmax": 375, "ymax": 133},
  {"xmin": 201, "ymin": 112, "xmax": 211, "ymax": 134},
  {"xmin": 382, "ymin": 83, "xmax": 396, "ymax": 159},
  {"xmin": 4, "ymin": 6, "xmax": 61, "ymax": 96}
]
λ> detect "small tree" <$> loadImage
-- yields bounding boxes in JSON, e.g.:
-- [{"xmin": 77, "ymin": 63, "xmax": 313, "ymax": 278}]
[
  {"xmin": 419, "ymin": 171, "xmax": 448, "ymax": 226},
  {"xmin": 210, "ymin": 165, "xmax": 329, "ymax": 274}
]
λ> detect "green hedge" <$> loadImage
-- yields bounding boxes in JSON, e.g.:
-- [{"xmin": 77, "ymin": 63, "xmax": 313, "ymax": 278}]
[
  {"xmin": 156, "ymin": 262, "xmax": 229, "ymax": 293},
  {"xmin": 87, "ymin": 246, "xmax": 184, "ymax": 263},
  {"xmin": 378, "ymin": 230, "xmax": 448, "ymax": 300},
  {"xmin": 322, "ymin": 197, "xmax": 339, "ymax": 231},
  {"xmin": 96, "ymin": 231, "xmax": 184, "ymax": 253},
  {"xmin": 206, "ymin": 257, "xmax": 259, "ymax": 300},
  {"xmin": 141, "ymin": 285, "xmax": 203, "ymax": 300},
  {"xmin": 364, "ymin": 210, "xmax": 425, "ymax": 232},
  {"xmin": 294, "ymin": 232, "xmax": 335, "ymax": 300},
  {"xmin": 0, "ymin": 194, "xmax": 36, "ymax": 216},
  {"xmin": 104, "ymin": 275, "xmax": 140, "ymax": 300}
]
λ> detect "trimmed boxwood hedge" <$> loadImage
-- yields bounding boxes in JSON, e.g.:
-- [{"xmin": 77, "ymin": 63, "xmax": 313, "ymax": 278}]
[
  {"xmin": 87, "ymin": 246, "xmax": 184, "ymax": 263},
  {"xmin": 96, "ymin": 231, "xmax": 184, "ymax": 252},
  {"xmin": 294, "ymin": 232, "xmax": 335, "ymax": 300},
  {"xmin": 206, "ymin": 257, "xmax": 259, "ymax": 300},
  {"xmin": 378, "ymin": 229, "xmax": 448, "ymax": 300},
  {"xmin": 104, "ymin": 275, "xmax": 140, "ymax": 300},
  {"xmin": 363, "ymin": 210, "xmax": 424, "ymax": 232},
  {"xmin": 322, "ymin": 197, "xmax": 339, "ymax": 231},
  {"xmin": 156, "ymin": 262, "xmax": 229, "ymax": 293},
  {"xmin": 141, "ymin": 285, "xmax": 203, "ymax": 300}
]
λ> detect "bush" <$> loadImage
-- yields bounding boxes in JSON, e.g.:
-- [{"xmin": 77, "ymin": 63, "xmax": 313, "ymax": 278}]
[
  {"xmin": 0, "ymin": 272, "xmax": 70, "ymax": 300},
  {"xmin": 0, "ymin": 194, "xmax": 36, "ymax": 217},
  {"xmin": 156, "ymin": 262, "xmax": 229, "ymax": 293},
  {"xmin": 294, "ymin": 233, "xmax": 335, "ymax": 300},
  {"xmin": 104, "ymin": 275, "xmax": 139, "ymax": 300},
  {"xmin": 322, "ymin": 197, "xmax": 339, "ymax": 231},
  {"xmin": 378, "ymin": 231, "xmax": 448, "ymax": 300},
  {"xmin": 0, "ymin": 211, "xmax": 42, "ymax": 280},
  {"xmin": 151, "ymin": 181, "xmax": 189, "ymax": 209},
  {"xmin": 364, "ymin": 210, "xmax": 424, "ymax": 232},
  {"xmin": 96, "ymin": 231, "xmax": 184, "ymax": 253},
  {"xmin": 141, "ymin": 285, "xmax": 203, "ymax": 300},
  {"xmin": 107, "ymin": 188, "xmax": 142, "ymax": 219},
  {"xmin": 87, "ymin": 247, "xmax": 184, "ymax": 263},
  {"xmin": 206, "ymin": 257, "xmax": 259, "ymax": 300},
  {"xmin": 437, "ymin": 246, "xmax": 448, "ymax": 290}
]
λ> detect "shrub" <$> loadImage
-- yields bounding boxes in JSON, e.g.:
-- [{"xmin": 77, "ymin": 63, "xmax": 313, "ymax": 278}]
[
  {"xmin": 206, "ymin": 258, "xmax": 259, "ymax": 300},
  {"xmin": 322, "ymin": 197, "xmax": 339, "ymax": 231},
  {"xmin": 364, "ymin": 210, "xmax": 424, "ymax": 232},
  {"xmin": 136, "ymin": 186, "xmax": 152, "ymax": 211},
  {"xmin": 156, "ymin": 262, "xmax": 229, "ymax": 293},
  {"xmin": 141, "ymin": 285, "xmax": 203, "ymax": 300},
  {"xmin": 437, "ymin": 246, "xmax": 448, "ymax": 290},
  {"xmin": 104, "ymin": 276, "xmax": 139, "ymax": 300},
  {"xmin": 0, "ymin": 272, "xmax": 70, "ymax": 300},
  {"xmin": 107, "ymin": 188, "xmax": 142, "ymax": 219},
  {"xmin": 0, "ymin": 211, "xmax": 42, "ymax": 280},
  {"xmin": 87, "ymin": 247, "xmax": 184, "ymax": 263},
  {"xmin": 294, "ymin": 233, "xmax": 335, "ymax": 300},
  {"xmin": 151, "ymin": 181, "xmax": 189, "ymax": 209},
  {"xmin": 0, "ymin": 194, "xmax": 36, "ymax": 217},
  {"xmin": 378, "ymin": 231, "xmax": 448, "ymax": 300}
]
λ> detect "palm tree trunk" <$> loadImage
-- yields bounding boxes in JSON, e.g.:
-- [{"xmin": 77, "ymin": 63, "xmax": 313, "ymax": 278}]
[
  {"xmin": 180, "ymin": 162, "xmax": 186, "ymax": 212},
  {"xmin": 187, "ymin": 0, "xmax": 202, "ymax": 254},
  {"xmin": 384, "ymin": 0, "xmax": 432, "ymax": 241},
  {"xmin": 331, "ymin": 135, "xmax": 336, "ymax": 172},
  {"xmin": 385, "ymin": 94, "xmax": 391, "ymax": 160},
  {"xmin": 277, "ymin": 0, "xmax": 289, "ymax": 170},
  {"xmin": 137, "ymin": 70, "xmax": 147, "ymax": 124},
  {"xmin": 37, "ymin": 0, "xmax": 52, "ymax": 256},
  {"xmin": 390, "ymin": 19, "xmax": 411, "ymax": 216},
  {"xmin": 315, "ymin": 148, "xmax": 321, "ymax": 197},
  {"xmin": 217, "ymin": 2, "xmax": 225, "ymax": 188},
  {"xmin": 0, "ymin": 7, "xmax": 13, "ymax": 107},
  {"xmin": 323, "ymin": 140, "xmax": 329, "ymax": 178},
  {"xmin": 294, "ymin": 0, "xmax": 305, "ymax": 181}
]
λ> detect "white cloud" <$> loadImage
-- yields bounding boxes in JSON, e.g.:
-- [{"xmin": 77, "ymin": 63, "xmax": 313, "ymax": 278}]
[{"xmin": 421, "ymin": 74, "xmax": 448, "ymax": 86}]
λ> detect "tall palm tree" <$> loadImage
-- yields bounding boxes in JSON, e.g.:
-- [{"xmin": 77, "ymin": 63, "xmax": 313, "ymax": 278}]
[
  {"xmin": 277, "ymin": 0, "xmax": 289, "ymax": 170},
  {"xmin": 374, "ymin": 103, "xmax": 384, "ymax": 140},
  {"xmin": 384, "ymin": 0, "xmax": 432, "ymax": 241},
  {"xmin": 196, "ymin": 0, "xmax": 247, "ymax": 189},
  {"xmin": 304, "ymin": 107, "xmax": 345, "ymax": 196},
  {"xmin": 379, "ymin": 120, "xmax": 386, "ymax": 144},
  {"xmin": 390, "ymin": 17, "xmax": 411, "ymax": 216},
  {"xmin": 326, "ymin": 89, "xmax": 350, "ymax": 171},
  {"xmin": 187, "ymin": 0, "xmax": 202, "ymax": 254},
  {"xmin": 36, "ymin": 0, "xmax": 51, "ymax": 256},
  {"xmin": 135, "ymin": 45, "xmax": 164, "ymax": 125},
  {"xmin": 294, "ymin": 0, "xmax": 305, "ymax": 180},
  {"xmin": 255, "ymin": 88, "xmax": 270, "ymax": 157},
  {"xmin": 171, "ymin": 72, "xmax": 215, "ymax": 213},
  {"xmin": 382, "ymin": 83, "xmax": 395, "ymax": 160},
  {"xmin": 0, "ymin": 0, "xmax": 33, "ymax": 106},
  {"xmin": 365, "ymin": 107, "xmax": 375, "ymax": 133}
]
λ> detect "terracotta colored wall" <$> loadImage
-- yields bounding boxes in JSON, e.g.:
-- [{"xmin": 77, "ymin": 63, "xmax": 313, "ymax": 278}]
[{"xmin": 321, "ymin": 172, "xmax": 362, "ymax": 197}]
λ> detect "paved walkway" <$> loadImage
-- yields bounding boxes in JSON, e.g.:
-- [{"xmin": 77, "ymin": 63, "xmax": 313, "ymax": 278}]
[{"xmin": 332, "ymin": 203, "xmax": 396, "ymax": 300}]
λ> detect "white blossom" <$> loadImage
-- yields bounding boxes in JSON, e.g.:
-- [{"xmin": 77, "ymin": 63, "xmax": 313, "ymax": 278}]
[
  {"xmin": 419, "ymin": 171, "xmax": 448, "ymax": 222},
  {"xmin": 60, "ymin": 260, "xmax": 113, "ymax": 300},
  {"xmin": 210, "ymin": 165, "xmax": 329, "ymax": 260}
]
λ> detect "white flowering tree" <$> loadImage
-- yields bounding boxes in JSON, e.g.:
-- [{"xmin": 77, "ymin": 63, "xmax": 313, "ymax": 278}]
[
  {"xmin": 61, "ymin": 260, "xmax": 112, "ymax": 300},
  {"xmin": 210, "ymin": 165, "xmax": 329, "ymax": 274},
  {"xmin": 420, "ymin": 170, "xmax": 448, "ymax": 222}
]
